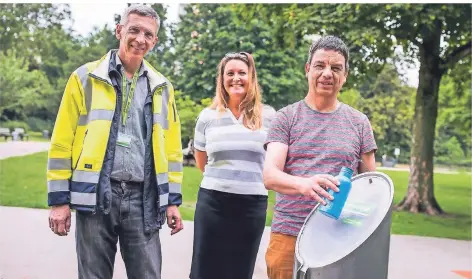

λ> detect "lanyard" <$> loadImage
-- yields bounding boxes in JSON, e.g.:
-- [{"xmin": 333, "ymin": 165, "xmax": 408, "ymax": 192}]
[{"xmin": 121, "ymin": 69, "xmax": 140, "ymax": 126}]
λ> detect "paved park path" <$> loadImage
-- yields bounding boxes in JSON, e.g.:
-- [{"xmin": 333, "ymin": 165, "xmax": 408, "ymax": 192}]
[
  {"xmin": 0, "ymin": 141, "xmax": 471, "ymax": 279},
  {"xmin": 0, "ymin": 141, "xmax": 50, "ymax": 160},
  {"xmin": 0, "ymin": 206, "xmax": 470, "ymax": 279}
]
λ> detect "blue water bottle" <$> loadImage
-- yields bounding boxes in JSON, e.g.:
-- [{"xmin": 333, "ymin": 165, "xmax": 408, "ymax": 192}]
[{"xmin": 319, "ymin": 166, "xmax": 354, "ymax": 220}]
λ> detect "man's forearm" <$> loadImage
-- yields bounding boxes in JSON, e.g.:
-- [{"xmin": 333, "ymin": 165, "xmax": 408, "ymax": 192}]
[
  {"xmin": 263, "ymin": 166, "xmax": 303, "ymax": 195},
  {"xmin": 359, "ymin": 151, "xmax": 376, "ymax": 173}
]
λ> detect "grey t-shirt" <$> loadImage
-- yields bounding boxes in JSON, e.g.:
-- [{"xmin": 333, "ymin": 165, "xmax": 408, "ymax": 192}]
[{"xmin": 265, "ymin": 100, "xmax": 377, "ymax": 236}]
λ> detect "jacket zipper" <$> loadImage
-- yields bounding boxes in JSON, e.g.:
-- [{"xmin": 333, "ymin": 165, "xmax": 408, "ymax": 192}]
[
  {"xmin": 74, "ymin": 129, "xmax": 88, "ymax": 170},
  {"xmin": 172, "ymin": 102, "xmax": 176, "ymax": 122},
  {"xmin": 78, "ymin": 73, "xmax": 118, "ymax": 214}
]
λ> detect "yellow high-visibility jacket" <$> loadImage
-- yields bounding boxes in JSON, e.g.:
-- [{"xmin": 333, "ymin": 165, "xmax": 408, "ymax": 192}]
[{"xmin": 47, "ymin": 51, "xmax": 183, "ymax": 227}]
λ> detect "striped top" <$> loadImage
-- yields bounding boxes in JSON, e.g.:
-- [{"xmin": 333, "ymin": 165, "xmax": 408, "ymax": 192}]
[
  {"xmin": 265, "ymin": 100, "xmax": 377, "ymax": 236},
  {"xmin": 194, "ymin": 105, "xmax": 276, "ymax": 196}
]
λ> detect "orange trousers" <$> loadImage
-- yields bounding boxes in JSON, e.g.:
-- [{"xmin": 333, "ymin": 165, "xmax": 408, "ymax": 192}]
[{"xmin": 265, "ymin": 232, "xmax": 297, "ymax": 279}]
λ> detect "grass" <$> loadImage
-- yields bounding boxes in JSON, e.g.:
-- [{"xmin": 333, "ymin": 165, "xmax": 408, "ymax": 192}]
[
  {"xmin": 0, "ymin": 152, "xmax": 51, "ymax": 208},
  {"xmin": 1, "ymin": 152, "xmax": 470, "ymax": 240}
]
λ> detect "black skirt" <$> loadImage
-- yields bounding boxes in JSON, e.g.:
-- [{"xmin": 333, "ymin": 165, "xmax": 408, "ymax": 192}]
[{"xmin": 190, "ymin": 187, "xmax": 268, "ymax": 279}]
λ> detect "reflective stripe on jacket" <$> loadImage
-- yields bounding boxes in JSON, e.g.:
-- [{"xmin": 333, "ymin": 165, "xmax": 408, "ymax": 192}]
[{"xmin": 47, "ymin": 51, "xmax": 183, "ymax": 229}]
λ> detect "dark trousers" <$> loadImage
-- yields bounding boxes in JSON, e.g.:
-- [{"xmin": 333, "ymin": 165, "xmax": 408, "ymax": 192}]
[
  {"xmin": 75, "ymin": 181, "xmax": 162, "ymax": 279},
  {"xmin": 190, "ymin": 187, "xmax": 268, "ymax": 279}
]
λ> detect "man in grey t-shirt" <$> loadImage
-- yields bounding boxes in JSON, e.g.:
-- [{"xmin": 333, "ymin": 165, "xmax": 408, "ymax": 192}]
[{"xmin": 263, "ymin": 36, "xmax": 377, "ymax": 278}]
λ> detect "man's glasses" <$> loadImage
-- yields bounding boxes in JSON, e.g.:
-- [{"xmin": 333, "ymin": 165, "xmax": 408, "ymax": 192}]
[{"xmin": 123, "ymin": 25, "xmax": 156, "ymax": 42}]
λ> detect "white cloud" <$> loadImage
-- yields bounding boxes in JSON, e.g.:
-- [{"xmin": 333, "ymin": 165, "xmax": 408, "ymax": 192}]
[
  {"xmin": 68, "ymin": 3, "xmax": 180, "ymax": 37},
  {"xmin": 68, "ymin": 3, "xmax": 126, "ymax": 37}
]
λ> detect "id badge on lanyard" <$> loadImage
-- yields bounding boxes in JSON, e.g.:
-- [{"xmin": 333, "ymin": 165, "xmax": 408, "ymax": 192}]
[
  {"xmin": 117, "ymin": 132, "xmax": 132, "ymax": 148},
  {"xmin": 117, "ymin": 68, "xmax": 139, "ymax": 149}
]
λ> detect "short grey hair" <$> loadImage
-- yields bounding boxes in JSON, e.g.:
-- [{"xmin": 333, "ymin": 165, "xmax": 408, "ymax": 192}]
[
  {"xmin": 306, "ymin": 35, "xmax": 350, "ymax": 72},
  {"xmin": 120, "ymin": 4, "xmax": 160, "ymax": 33}
]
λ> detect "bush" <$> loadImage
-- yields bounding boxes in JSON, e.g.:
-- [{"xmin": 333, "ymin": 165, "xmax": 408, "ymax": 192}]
[
  {"xmin": 435, "ymin": 136, "xmax": 468, "ymax": 167},
  {"xmin": 25, "ymin": 117, "xmax": 53, "ymax": 132},
  {"xmin": 0, "ymin": 121, "xmax": 30, "ymax": 131},
  {"xmin": 28, "ymin": 131, "xmax": 42, "ymax": 138}
]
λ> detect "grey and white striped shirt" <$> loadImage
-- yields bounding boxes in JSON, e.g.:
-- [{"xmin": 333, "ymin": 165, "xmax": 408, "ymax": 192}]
[{"xmin": 194, "ymin": 105, "xmax": 276, "ymax": 196}]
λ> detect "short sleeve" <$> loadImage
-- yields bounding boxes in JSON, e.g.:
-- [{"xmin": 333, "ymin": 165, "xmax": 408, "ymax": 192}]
[
  {"xmin": 360, "ymin": 114, "xmax": 377, "ymax": 154},
  {"xmin": 194, "ymin": 108, "xmax": 210, "ymax": 151},
  {"xmin": 264, "ymin": 107, "xmax": 291, "ymax": 150}
]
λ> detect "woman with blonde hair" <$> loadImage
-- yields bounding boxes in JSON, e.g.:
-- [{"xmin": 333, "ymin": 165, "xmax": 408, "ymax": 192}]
[{"xmin": 190, "ymin": 52, "xmax": 275, "ymax": 279}]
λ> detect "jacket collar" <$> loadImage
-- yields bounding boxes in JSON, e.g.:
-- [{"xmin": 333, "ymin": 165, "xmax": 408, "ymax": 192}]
[
  {"xmin": 115, "ymin": 52, "xmax": 147, "ymax": 77},
  {"xmin": 91, "ymin": 50, "xmax": 168, "ymax": 91}
]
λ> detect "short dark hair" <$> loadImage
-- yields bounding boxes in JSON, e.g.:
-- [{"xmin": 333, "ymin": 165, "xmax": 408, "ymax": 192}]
[
  {"xmin": 306, "ymin": 35, "xmax": 349, "ymax": 72},
  {"xmin": 121, "ymin": 4, "xmax": 160, "ymax": 33}
]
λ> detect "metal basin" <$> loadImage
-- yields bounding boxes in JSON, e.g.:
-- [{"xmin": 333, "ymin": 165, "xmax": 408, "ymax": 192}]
[{"xmin": 293, "ymin": 172, "xmax": 394, "ymax": 279}]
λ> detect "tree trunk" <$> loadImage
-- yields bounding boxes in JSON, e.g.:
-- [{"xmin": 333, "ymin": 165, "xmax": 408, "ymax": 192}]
[{"xmin": 396, "ymin": 22, "xmax": 444, "ymax": 215}]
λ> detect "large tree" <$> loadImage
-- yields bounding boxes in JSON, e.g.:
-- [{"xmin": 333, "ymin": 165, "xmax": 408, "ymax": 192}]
[
  {"xmin": 239, "ymin": 4, "xmax": 471, "ymax": 214},
  {"xmin": 375, "ymin": 4, "xmax": 471, "ymax": 214}
]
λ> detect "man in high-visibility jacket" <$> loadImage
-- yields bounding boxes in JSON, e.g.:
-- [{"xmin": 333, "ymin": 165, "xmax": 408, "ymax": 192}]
[{"xmin": 47, "ymin": 4, "xmax": 183, "ymax": 278}]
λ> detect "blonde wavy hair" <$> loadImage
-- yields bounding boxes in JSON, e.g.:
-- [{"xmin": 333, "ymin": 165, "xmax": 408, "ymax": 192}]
[{"xmin": 210, "ymin": 52, "xmax": 262, "ymax": 130}]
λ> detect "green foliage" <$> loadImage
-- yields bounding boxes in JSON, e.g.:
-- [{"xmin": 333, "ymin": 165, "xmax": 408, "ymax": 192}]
[
  {"xmin": 0, "ymin": 50, "xmax": 53, "ymax": 122},
  {"xmin": 141, "ymin": 4, "xmax": 177, "ymax": 80},
  {"xmin": 355, "ymin": 5, "xmax": 471, "ymax": 169},
  {"xmin": 0, "ymin": 120, "xmax": 30, "ymax": 131},
  {"xmin": 379, "ymin": 4, "xmax": 471, "ymax": 65},
  {"xmin": 0, "ymin": 3, "xmax": 72, "ymax": 58},
  {"xmin": 61, "ymin": 27, "xmax": 115, "ymax": 75},
  {"xmin": 25, "ymin": 117, "xmax": 54, "ymax": 132},
  {"xmin": 339, "ymin": 64, "xmax": 415, "ymax": 163},
  {"xmin": 435, "ymin": 137, "xmax": 466, "ymax": 165},
  {"xmin": 175, "ymin": 90, "xmax": 211, "ymax": 143},
  {"xmin": 338, "ymin": 89, "xmax": 361, "ymax": 108},
  {"xmin": 340, "ymin": 62, "xmax": 471, "ymax": 166},
  {"xmin": 171, "ymin": 4, "xmax": 242, "ymax": 100},
  {"xmin": 171, "ymin": 4, "xmax": 307, "ymax": 109},
  {"xmin": 1, "ymin": 3, "xmax": 470, "ymax": 170},
  {"xmin": 0, "ymin": 4, "xmax": 78, "ymax": 125},
  {"xmin": 237, "ymin": 4, "xmax": 394, "ymax": 89},
  {"xmin": 435, "ymin": 73, "xmax": 472, "ymax": 167},
  {"xmin": 436, "ymin": 74, "xmax": 472, "ymax": 149}
]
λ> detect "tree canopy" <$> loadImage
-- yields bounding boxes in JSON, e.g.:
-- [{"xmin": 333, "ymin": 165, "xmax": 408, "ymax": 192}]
[{"xmin": 1, "ymin": 3, "xmax": 470, "ymax": 215}]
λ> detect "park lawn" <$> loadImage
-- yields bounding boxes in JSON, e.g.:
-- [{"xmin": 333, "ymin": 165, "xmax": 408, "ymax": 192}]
[{"xmin": 0, "ymin": 152, "xmax": 470, "ymax": 240}]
